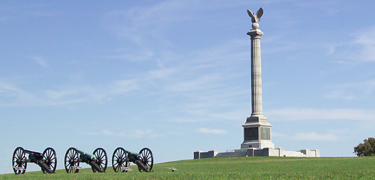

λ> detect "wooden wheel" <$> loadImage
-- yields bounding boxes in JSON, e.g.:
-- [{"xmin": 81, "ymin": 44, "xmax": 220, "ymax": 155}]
[
  {"xmin": 12, "ymin": 147, "xmax": 27, "ymax": 175},
  {"xmin": 138, "ymin": 148, "xmax": 153, "ymax": 172},
  {"xmin": 92, "ymin": 148, "xmax": 107, "ymax": 172},
  {"xmin": 42, "ymin": 147, "xmax": 57, "ymax": 173},
  {"xmin": 112, "ymin": 147, "xmax": 129, "ymax": 172},
  {"xmin": 64, "ymin": 147, "xmax": 80, "ymax": 173}
]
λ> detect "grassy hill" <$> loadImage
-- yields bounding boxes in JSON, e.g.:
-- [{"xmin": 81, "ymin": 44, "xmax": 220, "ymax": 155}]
[{"xmin": 1, "ymin": 156, "xmax": 375, "ymax": 179}]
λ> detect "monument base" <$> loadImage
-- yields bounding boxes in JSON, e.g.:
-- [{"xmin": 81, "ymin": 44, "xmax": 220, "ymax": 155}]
[
  {"xmin": 194, "ymin": 148, "xmax": 320, "ymax": 159},
  {"xmin": 241, "ymin": 140, "xmax": 274, "ymax": 149},
  {"xmin": 241, "ymin": 116, "xmax": 274, "ymax": 149}
]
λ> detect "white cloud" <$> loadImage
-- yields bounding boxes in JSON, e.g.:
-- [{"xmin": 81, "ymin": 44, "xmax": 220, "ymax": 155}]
[
  {"xmin": 272, "ymin": 132, "xmax": 288, "ymax": 137},
  {"xmin": 30, "ymin": 56, "xmax": 48, "ymax": 68},
  {"xmin": 119, "ymin": 129, "xmax": 164, "ymax": 139},
  {"xmin": 0, "ymin": 81, "xmax": 22, "ymax": 93},
  {"xmin": 85, "ymin": 129, "xmax": 114, "ymax": 136},
  {"xmin": 0, "ymin": 20, "xmax": 250, "ymax": 109},
  {"xmin": 354, "ymin": 27, "xmax": 375, "ymax": 62},
  {"xmin": 197, "ymin": 128, "xmax": 227, "ymax": 134},
  {"xmin": 109, "ymin": 79, "xmax": 140, "ymax": 95},
  {"xmin": 87, "ymin": 129, "xmax": 164, "ymax": 139},
  {"xmin": 44, "ymin": 89, "xmax": 80, "ymax": 100},
  {"xmin": 165, "ymin": 74, "xmax": 220, "ymax": 92},
  {"xmin": 268, "ymin": 108, "xmax": 375, "ymax": 121},
  {"xmin": 102, "ymin": 1, "xmax": 185, "ymax": 46},
  {"xmin": 102, "ymin": 129, "xmax": 114, "ymax": 136},
  {"xmin": 325, "ymin": 80, "xmax": 375, "ymax": 100},
  {"xmin": 105, "ymin": 48, "xmax": 155, "ymax": 62},
  {"xmin": 273, "ymin": 131, "xmax": 338, "ymax": 141},
  {"xmin": 292, "ymin": 132, "xmax": 338, "ymax": 141},
  {"xmin": 146, "ymin": 68, "xmax": 178, "ymax": 80},
  {"xmin": 168, "ymin": 117, "xmax": 209, "ymax": 123},
  {"xmin": 325, "ymin": 90, "xmax": 355, "ymax": 100}
]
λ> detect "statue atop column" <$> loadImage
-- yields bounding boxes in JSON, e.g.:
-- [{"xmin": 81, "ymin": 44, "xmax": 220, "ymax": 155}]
[{"xmin": 247, "ymin": 8, "xmax": 263, "ymax": 30}]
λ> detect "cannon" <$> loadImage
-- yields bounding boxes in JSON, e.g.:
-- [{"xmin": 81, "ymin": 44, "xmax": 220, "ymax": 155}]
[
  {"xmin": 12, "ymin": 147, "xmax": 57, "ymax": 175},
  {"xmin": 64, "ymin": 147, "xmax": 107, "ymax": 173},
  {"xmin": 112, "ymin": 147, "xmax": 153, "ymax": 172}
]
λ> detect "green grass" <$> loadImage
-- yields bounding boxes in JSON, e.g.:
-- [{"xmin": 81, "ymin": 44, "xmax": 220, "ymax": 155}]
[{"xmin": 2, "ymin": 157, "xmax": 375, "ymax": 179}]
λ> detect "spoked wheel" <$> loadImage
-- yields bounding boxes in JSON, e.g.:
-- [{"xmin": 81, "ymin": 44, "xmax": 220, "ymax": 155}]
[
  {"xmin": 92, "ymin": 148, "xmax": 107, "ymax": 173},
  {"xmin": 12, "ymin": 147, "xmax": 27, "ymax": 175},
  {"xmin": 138, "ymin": 148, "xmax": 153, "ymax": 172},
  {"xmin": 42, "ymin": 147, "xmax": 57, "ymax": 174},
  {"xmin": 112, "ymin": 147, "xmax": 129, "ymax": 172},
  {"xmin": 64, "ymin": 147, "xmax": 80, "ymax": 173}
]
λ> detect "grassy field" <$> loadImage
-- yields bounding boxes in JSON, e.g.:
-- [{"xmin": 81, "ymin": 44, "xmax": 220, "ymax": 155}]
[{"xmin": 1, "ymin": 156, "xmax": 375, "ymax": 179}]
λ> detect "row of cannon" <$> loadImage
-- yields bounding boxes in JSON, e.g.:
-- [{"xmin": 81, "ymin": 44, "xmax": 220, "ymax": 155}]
[{"xmin": 12, "ymin": 147, "xmax": 153, "ymax": 175}]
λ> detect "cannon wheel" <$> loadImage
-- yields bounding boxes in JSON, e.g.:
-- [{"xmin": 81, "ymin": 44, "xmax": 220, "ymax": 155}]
[
  {"xmin": 12, "ymin": 147, "xmax": 27, "ymax": 175},
  {"xmin": 138, "ymin": 148, "xmax": 153, "ymax": 172},
  {"xmin": 112, "ymin": 147, "xmax": 129, "ymax": 172},
  {"xmin": 92, "ymin": 148, "xmax": 107, "ymax": 173},
  {"xmin": 42, "ymin": 147, "xmax": 57, "ymax": 174},
  {"xmin": 64, "ymin": 147, "xmax": 80, "ymax": 173}
]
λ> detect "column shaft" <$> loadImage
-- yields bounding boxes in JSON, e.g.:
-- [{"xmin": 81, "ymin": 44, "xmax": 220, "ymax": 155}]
[{"xmin": 250, "ymin": 34, "xmax": 263, "ymax": 116}]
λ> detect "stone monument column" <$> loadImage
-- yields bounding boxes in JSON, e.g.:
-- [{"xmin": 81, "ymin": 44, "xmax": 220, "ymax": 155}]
[
  {"xmin": 241, "ymin": 8, "xmax": 274, "ymax": 149},
  {"xmin": 250, "ymin": 27, "xmax": 264, "ymax": 117}
]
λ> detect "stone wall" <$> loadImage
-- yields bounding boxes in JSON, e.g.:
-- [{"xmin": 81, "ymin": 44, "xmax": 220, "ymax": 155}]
[
  {"xmin": 194, "ymin": 148, "xmax": 320, "ymax": 159},
  {"xmin": 194, "ymin": 150, "xmax": 218, "ymax": 159}
]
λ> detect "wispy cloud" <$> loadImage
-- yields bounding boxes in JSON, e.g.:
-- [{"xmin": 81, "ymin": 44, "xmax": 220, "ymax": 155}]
[
  {"xmin": 102, "ymin": 1, "xmax": 186, "ymax": 46},
  {"xmin": 109, "ymin": 79, "xmax": 141, "ymax": 95},
  {"xmin": 0, "ymin": 81, "xmax": 39, "ymax": 106},
  {"xmin": 0, "ymin": 8, "xmax": 251, "ymax": 109},
  {"xmin": 325, "ymin": 80, "xmax": 375, "ymax": 100},
  {"xmin": 0, "ymin": 81, "xmax": 22, "ymax": 93},
  {"xmin": 268, "ymin": 108, "xmax": 375, "ymax": 121},
  {"xmin": 119, "ymin": 129, "xmax": 164, "ymax": 139},
  {"xmin": 30, "ymin": 56, "xmax": 48, "ymax": 68},
  {"xmin": 0, "ymin": 81, "xmax": 91, "ymax": 107},
  {"xmin": 292, "ymin": 132, "xmax": 338, "ymax": 141},
  {"xmin": 197, "ymin": 128, "xmax": 227, "ymax": 134},
  {"xmin": 354, "ymin": 26, "xmax": 375, "ymax": 62},
  {"xmin": 104, "ymin": 48, "xmax": 155, "ymax": 62},
  {"xmin": 319, "ymin": 27, "xmax": 375, "ymax": 64},
  {"xmin": 0, "ymin": 3, "xmax": 57, "ymax": 23},
  {"xmin": 86, "ymin": 129, "xmax": 164, "ymax": 139},
  {"xmin": 273, "ymin": 131, "xmax": 338, "ymax": 141},
  {"xmin": 272, "ymin": 132, "xmax": 288, "ymax": 137},
  {"xmin": 102, "ymin": 129, "xmax": 114, "ymax": 136},
  {"xmin": 325, "ymin": 90, "xmax": 355, "ymax": 100}
]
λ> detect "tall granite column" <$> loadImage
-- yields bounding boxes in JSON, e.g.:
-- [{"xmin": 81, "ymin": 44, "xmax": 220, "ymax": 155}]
[
  {"xmin": 249, "ymin": 29, "xmax": 264, "ymax": 117},
  {"xmin": 241, "ymin": 8, "xmax": 274, "ymax": 149}
]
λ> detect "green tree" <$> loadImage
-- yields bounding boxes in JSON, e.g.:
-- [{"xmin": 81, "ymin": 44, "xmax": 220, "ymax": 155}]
[{"xmin": 354, "ymin": 137, "xmax": 375, "ymax": 156}]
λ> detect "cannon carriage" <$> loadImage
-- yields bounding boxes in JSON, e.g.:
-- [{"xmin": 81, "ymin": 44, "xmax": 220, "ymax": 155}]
[
  {"xmin": 64, "ymin": 147, "xmax": 107, "ymax": 173},
  {"xmin": 112, "ymin": 147, "xmax": 153, "ymax": 172},
  {"xmin": 12, "ymin": 147, "xmax": 57, "ymax": 175}
]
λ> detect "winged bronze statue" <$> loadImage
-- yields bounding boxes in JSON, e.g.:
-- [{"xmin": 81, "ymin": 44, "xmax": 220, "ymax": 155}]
[{"xmin": 247, "ymin": 8, "xmax": 263, "ymax": 29}]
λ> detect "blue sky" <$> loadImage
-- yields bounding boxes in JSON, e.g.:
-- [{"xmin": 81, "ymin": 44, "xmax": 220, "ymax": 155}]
[{"xmin": 1, "ymin": 0, "xmax": 375, "ymax": 174}]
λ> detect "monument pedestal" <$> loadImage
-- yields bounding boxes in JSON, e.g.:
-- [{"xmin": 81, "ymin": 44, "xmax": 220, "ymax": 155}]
[{"xmin": 241, "ymin": 116, "xmax": 274, "ymax": 149}]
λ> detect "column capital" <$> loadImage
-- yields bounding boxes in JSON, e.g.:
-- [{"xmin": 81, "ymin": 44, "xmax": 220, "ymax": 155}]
[{"xmin": 247, "ymin": 29, "xmax": 264, "ymax": 38}]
